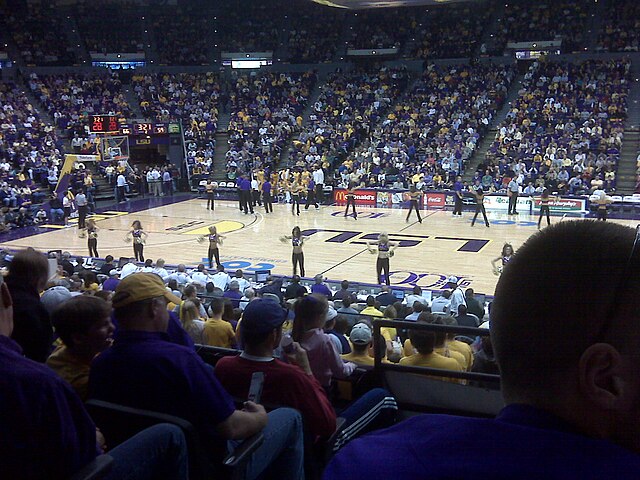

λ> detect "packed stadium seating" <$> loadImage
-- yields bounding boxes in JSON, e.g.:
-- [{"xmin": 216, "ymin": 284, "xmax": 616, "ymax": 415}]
[
  {"xmin": 227, "ymin": 71, "xmax": 317, "ymax": 174},
  {"xmin": 482, "ymin": 59, "xmax": 630, "ymax": 193},
  {"xmin": 289, "ymin": 67, "xmax": 409, "ymax": 170},
  {"xmin": 346, "ymin": 63, "xmax": 514, "ymax": 188},
  {"xmin": 597, "ymin": 0, "xmax": 640, "ymax": 53},
  {"xmin": 151, "ymin": 4, "xmax": 211, "ymax": 65},
  {"xmin": 75, "ymin": 2, "xmax": 144, "ymax": 54}
]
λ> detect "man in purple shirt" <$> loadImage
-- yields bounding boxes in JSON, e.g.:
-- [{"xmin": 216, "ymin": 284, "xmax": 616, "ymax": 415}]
[
  {"xmin": 310, "ymin": 274, "xmax": 332, "ymax": 299},
  {"xmin": 262, "ymin": 179, "xmax": 273, "ymax": 213},
  {"xmin": 325, "ymin": 221, "xmax": 640, "ymax": 479},
  {"xmin": 0, "ymin": 278, "xmax": 188, "ymax": 479},
  {"xmin": 238, "ymin": 176, "xmax": 253, "ymax": 214},
  {"xmin": 89, "ymin": 273, "xmax": 304, "ymax": 480}
]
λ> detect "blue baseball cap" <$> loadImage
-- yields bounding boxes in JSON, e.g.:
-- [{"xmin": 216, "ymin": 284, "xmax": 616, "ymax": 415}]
[{"xmin": 242, "ymin": 299, "xmax": 288, "ymax": 335}]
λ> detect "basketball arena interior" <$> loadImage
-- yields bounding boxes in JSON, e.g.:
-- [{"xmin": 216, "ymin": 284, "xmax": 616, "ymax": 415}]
[{"xmin": 2, "ymin": 0, "xmax": 640, "ymax": 478}]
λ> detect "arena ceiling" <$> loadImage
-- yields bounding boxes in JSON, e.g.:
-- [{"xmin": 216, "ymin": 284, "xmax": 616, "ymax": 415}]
[{"xmin": 313, "ymin": 0, "xmax": 474, "ymax": 9}]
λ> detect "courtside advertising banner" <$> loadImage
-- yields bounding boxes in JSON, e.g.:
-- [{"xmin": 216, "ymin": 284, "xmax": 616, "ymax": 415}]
[
  {"xmin": 532, "ymin": 197, "xmax": 587, "ymax": 213},
  {"xmin": 333, "ymin": 189, "xmax": 377, "ymax": 206},
  {"xmin": 483, "ymin": 195, "xmax": 532, "ymax": 212}
]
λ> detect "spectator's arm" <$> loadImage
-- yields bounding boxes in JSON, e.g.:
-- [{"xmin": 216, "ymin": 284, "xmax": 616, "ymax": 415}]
[{"xmin": 216, "ymin": 403, "xmax": 267, "ymax": 440}]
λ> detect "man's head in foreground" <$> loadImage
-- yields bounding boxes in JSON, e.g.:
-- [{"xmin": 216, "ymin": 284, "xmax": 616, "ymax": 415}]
[{"xmin": 492, "ymin": 220, "xmax": 640, "ymax": 453}]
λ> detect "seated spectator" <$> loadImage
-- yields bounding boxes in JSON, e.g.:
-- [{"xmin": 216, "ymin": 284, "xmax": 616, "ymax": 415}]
[
  {"xmin": 7, "ymin": 248, "xmax": 52, "ymax": 362},
  {"xmin": 119, "ymin": 258, "xmax": 139, "ymax": 279},
  {"xmin": 240, "ymin": 287, "xmax": 256, "ymax": 310},
  {"xmin": 233, "ymin": 269, "xmax": 251, "ymax": 292},
  {"xmin": 405, "ymin": 286, "xmax": 429, "ymax": 308},
  {"xmin": 0, "ymin": 280, "xmax": 189, "ymax": 480},
  {"xmin": 290, "ymin": 294, "xmax": 356, "ymax": 389},
  {"xmin": 439, "ymin": 314, "xmax": 473, "ymax": 368},
  {"xmin": 284, "ymin": 275, "xmax": 307, "ymax": 300},
  {"xmin": 399, "ymin": 314, "xmax": 464, "ymax": 374},
  {"xmin": 375, "ymin": 285, "xmax": 396, "ymax": 307},
  {"xmin": 153, "ymin": 258, "xmax": 169, "ymax": 279},
  {"xmin": 166, "ymin": 263, "xmax": 190, "ymax": 285},
  {"xmin": 333, "ymin": 280, "xmax": 355, "ymax": 303},
  {"xmin": 310, "ymin": 274, "xmax": 332, "ymax": 298},
  {"xmin": 325, "ymin": 311, "xmax": 351, "ymax": 355},
  {"xmin": 223, "ymin": 280, "xmax": 243, "ymax": 308},
  {"xmin": 99, "ymin": 255, "xmax": 115, "ymax": 275},
  {"xmin": 174, "ymin": 284, "xmax": 207, "ymax": 318},
  {"xmin": 40, "ymin": 285, "xmax": 73, "ymax": 315},
  {"xmin": 178, "ymin": 299, "xmax": 206, "ymax": 345},
  {"xmin": 217, "ymin": 299, "xmax": 396, "ymax": 448},
  {"xmin": 405, "ymin": 301, "xmax": 427, "ymax": 322},
  {"xmin": 337, "ymin": 297, "xmax": 360, "ymax": 327},
  {"xmin": 431, "ymin": 290, "xmax": 451, "ymax": 313},
  {"xmin": 259, "ymin": 276, "xmax": 284, "ymax": 303},
  {"xmin": 341, "ymin": 323, "xmax": 376, "ymax": 367},
  {"xmin": 89, "ymin": 273, "xmax": 305, "ymax": 479},
  {"xmin": 464, "ymin": 288, "xmax": 485, "ymax": 319},
  {"xmin": 454, "ymin": 303, "xmax": 479, "ymax": 327},
  {"xmin": 471, "ymin": 322, "xmax": 499, "ymax": 377},
  {"xmin": 327, "ymin": 220, "xmax": 640, "ymax": 478},
  {"xmin": 103, "ymin": 270, "xmax": 120, "ymax": 292},
  {"xmin": 190, "ymin": 263, "xmax": 210, "ymax": 285},
  {"xmin": 203, "ymin": 297, "xmax": 237, "ymax": 349},
  {"xmin": 360, "ymin": 296, "xmax": 383, "ymax": 317},
  {"xmin": 47, "ymin": 296, "xmax": 114, "ymax": 401}
]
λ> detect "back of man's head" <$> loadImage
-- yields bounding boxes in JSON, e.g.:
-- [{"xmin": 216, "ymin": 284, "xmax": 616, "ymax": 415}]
[
  {"xmin": 366, "ymin": 295, "xmax": 375, "ymax": 307},
  {"xmin": 442, "ymin": 290, "xmax": 451, "ymax": 299},
  {"xmin": 342, "ymin": 297, "xmax": 352, "ymax": 308},
  {"xmin": 341, "ymin": 280, "xmax": 349, "ymax": 290},
  {"xmin": 492, "ymin": 221, "xmax": 639, "ymax": 417},
  {"xmin": 380, "ymin": 285, "xmax": 390, "ymax": 294},
  {"xmin": 457, "ymin": 304, "xmax": 467, "ymax": 316},
  {"xmin": 412, "ymin": 301, "xmax": 424, "ymax": 313},
  {"xmin": 291, "ymin": 275, "xmax": 301, "ymax": 284},
  {"xmin": 410, "ymin": 314, "xmax": 439, "ymax": 355},
  {"xmin": 8, "ymin": 248, "xmax": 49, "ymax": 291}
]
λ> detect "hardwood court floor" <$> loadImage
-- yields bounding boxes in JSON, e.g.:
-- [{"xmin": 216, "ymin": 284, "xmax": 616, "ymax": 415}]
[{"xmin": 1, "ymin": 198, "xmax": 636, "ymax": 295}]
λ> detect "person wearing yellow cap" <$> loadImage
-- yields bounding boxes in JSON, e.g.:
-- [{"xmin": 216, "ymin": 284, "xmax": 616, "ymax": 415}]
[{"xmin": 89, "ymin": 273, "xmax": 305, "ymax": 480}]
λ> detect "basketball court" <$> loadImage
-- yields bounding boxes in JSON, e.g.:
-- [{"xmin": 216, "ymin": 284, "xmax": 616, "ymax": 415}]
[{"xmin": 0, "ymin": 197, "xmax": 635, "ymax": 295}]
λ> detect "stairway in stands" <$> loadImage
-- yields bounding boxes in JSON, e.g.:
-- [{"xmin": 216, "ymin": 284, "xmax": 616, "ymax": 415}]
[
  {"xmin": 463, "ymin": 71, "xmax": 525, "ymax": 182},
  {"xmin": 612, "ymin": 61, "xmax": 640, "ymax": 194},
  {"xmin": 210, "ymin": 112, "xmax": 231, "ymax": 183}
]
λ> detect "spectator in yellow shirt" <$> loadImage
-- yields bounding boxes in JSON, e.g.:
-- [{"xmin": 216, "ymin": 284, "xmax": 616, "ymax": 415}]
[
  {"xmin": 203, "ymin": 297, "xmax": 237, "ymax": 349},
  {"xmin": 360, "ymin": 296, "xmax": 383, "ymax": 317},
  {"xmin": 342, "ymin": 323, "xmax": 375, "ymax": 367},
  {"xmin": 399, "ymin": 315, "xmax": 463, "ymax": 376}
]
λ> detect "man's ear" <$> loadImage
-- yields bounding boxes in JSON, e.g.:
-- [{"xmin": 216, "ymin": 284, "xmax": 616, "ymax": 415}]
[{"xmin": 579, "ymin": 343, "xmax": 626, "ymax": 410}]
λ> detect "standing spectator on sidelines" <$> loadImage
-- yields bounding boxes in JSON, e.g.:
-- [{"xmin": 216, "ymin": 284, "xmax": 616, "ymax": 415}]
[
  {"xmin": 116, "ymin": 172, "xmax": 127, "ymax": 203},
  {"xmin": 162, "ymin": 167, "xmax": 172, "ymax": 196},
  {"xmin": 262, "ymin": 177, "xmax": 273, "ymax": 213},
  {"xmin": 508, "ymin": 176, "xmax": 519, "ymax": 215},
  {"xmin": 313, "ymin": 164, "xmax": 325, "ymax": 205},
  {"xmin": 75, "ymin": 189, "xmax": 88, "ymax": 231}
]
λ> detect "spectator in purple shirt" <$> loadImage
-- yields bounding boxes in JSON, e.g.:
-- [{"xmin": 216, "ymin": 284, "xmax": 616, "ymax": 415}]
[
  {"xmin": 102, "ymin": 269, "xmax": 121, "ymax": 292},
  {"xmin": 0, "ymin": 276, "xmax": 189, "ymax": 480},
  {"xmin": 310, "ymin": 274, "xmax": 332, "ymax": 299},
  {"xmin": 222, "ymin": 280, "xmax": 243, "ymax": 308}
]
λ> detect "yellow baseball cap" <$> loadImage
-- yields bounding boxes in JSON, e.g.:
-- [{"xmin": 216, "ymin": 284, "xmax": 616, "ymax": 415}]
[{"xmin": 112, "ymin": 273, "xmax": 182, "ymax": 308}]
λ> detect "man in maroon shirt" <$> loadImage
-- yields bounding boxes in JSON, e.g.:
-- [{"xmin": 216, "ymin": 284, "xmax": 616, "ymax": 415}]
[
  {"xmin": 215, "ymin": 299, "xmax": 397, "ymax": 450},
  {"xmin": 215, "ymin": 299, "xmax": 336, "ymax": 439}
]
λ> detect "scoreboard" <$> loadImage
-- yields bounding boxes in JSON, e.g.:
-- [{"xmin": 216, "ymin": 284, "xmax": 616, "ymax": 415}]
[
  {"xmin": 90, "ymin": 115, "xmax": 120, "ymax": 134},
  {"xmin": 89, "ymin": 116, "xmax": 179, "ymax": 136}
]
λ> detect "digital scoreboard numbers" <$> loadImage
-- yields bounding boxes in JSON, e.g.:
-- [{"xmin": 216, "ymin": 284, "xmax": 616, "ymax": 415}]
[
  {"xmin": 90, "ymin": 115, "xmax": 120, "ymax": 134},
  {"xmin": 133, "ymin": 123, "xmax": 153, "ymax": 135}
]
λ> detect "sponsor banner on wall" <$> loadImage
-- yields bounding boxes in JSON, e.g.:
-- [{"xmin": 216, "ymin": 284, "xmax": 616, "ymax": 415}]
[
  {"xmin": 425, "ymin": 192, "xmax": 446, "ymax": 208},
  {"xmin": 334, "ymin": 189, "xmax": 377, "ymax": 206},
  {"xmin": 532, "ymin": 197, "xmax": 587, "ymax": 213},
  {"xmin": 482, "ymin": 195, "xmax": 532, "ymax": 212}
]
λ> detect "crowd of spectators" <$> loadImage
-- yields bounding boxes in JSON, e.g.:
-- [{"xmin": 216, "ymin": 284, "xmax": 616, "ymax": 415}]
[
  {"xmin": 289, "ymin": 67, "xmax": 409, "ymax": 171},
  {"xmin": 3, "ymin": 2, "xmax": 77, "ymax": 65},
  {"xmin": 335, "ymin": 63, "xmax": 513, "ymax": 189},
  {"xmin": 486, "ymin": 1, "xmax": 589, "ymax": 55},
  {"xmin": 29, "ymin": 72, "xmax": 133, "ymax": 138},
  {"xmin": 596, "ymin": 0, "xmax": 640, "ymax": 53},
  {"xmin": 286, "ymin": 1, "xmax": 343, "ymax": 63},
  {"xmin": 227, "ymin": 71, "xmax": 316, "ymax": 175},
  {"xmin": 411, "ymin": 4, "xmax": 492, "ymax": 59},
  {"xmin": 481, "ymin": 59, "xmax": 630, "ymax": 194},
  {"xmin": 132, "ymin": 72, "xmax": 220, "ymax": 178},
  {"xmin": 152, "ymin": 4, "xmax": 211, "ymax": 65},
  {"xmin": 75, "ymin": 2, "xmax": 144, "ymax": 53},
  {"xmin": 0, "ymin": 82, "xmax": 64, "ymax": 227}
]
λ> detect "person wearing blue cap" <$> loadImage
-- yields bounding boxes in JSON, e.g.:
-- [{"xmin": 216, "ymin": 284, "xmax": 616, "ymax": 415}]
[{"xmin": 216, "ymin": 299, "xmax": 398, "ymax": 451}]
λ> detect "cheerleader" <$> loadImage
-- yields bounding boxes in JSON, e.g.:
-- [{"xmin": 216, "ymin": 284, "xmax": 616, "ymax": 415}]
[
  {"xmin": 367, "ymin": 233, "xmax": 398, "ymax": 286},
  {"xmin": 344, "ymin": 182, "xmax": 358, "ymax": 219},
  {"xmin": 470, "ymin": 183, "xmax": 489, "ymax": 227},
  {"xmin": 537, "ymin": 188, "xmax": 553, "ymax": 228},
  {"xmin": 125, "ymin": 220, "xmax": 148, "ymax": 262},
  {"xmin": 280, "ymin": 226, "xmax": 308, "ymax": 277},
  {"xmin": 290, "ymin": 180, "xmax": 303, "ymax": 216},
  {"xmin": 406, "ymin": 184, "xmax": 422, "ymax": 223},
  {"xmin": 205, "ymin": 180, "xmax": 217, "ymax": 211},
  {"xmin": 86, "ymin": 218, "xmax": 99, "ymax": 258},
  {"xmin": 491, "ymin": 243, "xmax": 514, "ymax": 276},
  {"xmin": 199, "ymin": 225, "xmax": 225, "ymax": 269}
]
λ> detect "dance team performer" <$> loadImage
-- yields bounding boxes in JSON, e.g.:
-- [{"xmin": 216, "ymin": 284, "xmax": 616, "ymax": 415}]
[
  {"xmin": 491, "ymin": 243, "xmax": 514, "ymax": 276},
  {"xmin": 344, "ymin": 182, "xmax": 358, "ymax": 220},
  {"xmin": 406, "ymin": 184, "xmax": 423, "ymax": 223},
  {"xmin": 367, "ymin": 233, "xmax": 398, "ymax": 286},
  {"xmin": 86, "ymin": 218, "xmax": 99, "ymax": 258},
  {"xmin": 125, "ymin": 220, "xmax": 148, "ymax": 262},
  {"xmin": 470, "ymin": 182, "xmax": 489, "ymax": 227},
  {"xmin": 280, "ymin": 226, "xmax": 308, "ymax": 277},
  {"xmin": 198, "ymin": 226, "xmax": 225, "ymax": 269}
]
